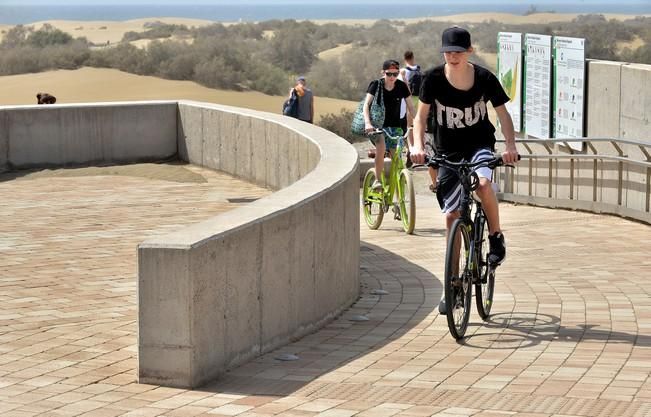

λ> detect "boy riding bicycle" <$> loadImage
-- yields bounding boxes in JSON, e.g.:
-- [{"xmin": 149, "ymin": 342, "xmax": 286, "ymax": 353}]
[{"xmin": 409, "ymin": 26, "xmax": 519, "ymax": 313}]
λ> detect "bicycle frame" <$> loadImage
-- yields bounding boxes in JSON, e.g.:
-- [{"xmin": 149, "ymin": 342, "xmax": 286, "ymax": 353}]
[
  {"xmin": 431, "ymin": 154, "xmax": 515, "ymax": 338},
  {"xmin": 365, "ymin": 129, "xmax": 409, "ymax": 211},
  {"xmin": 455, "ymin": 167, "xmax": 486, "ymax": 280}
]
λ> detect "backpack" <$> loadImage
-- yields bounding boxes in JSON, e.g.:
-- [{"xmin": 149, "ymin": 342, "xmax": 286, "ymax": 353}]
[
  {"xmin": 282, "ymin": 88, "xmax": 299, "ymax": 118},
  {"xmin": 406, "ymin": 65, "xmax": 422, "ymax": 96}
]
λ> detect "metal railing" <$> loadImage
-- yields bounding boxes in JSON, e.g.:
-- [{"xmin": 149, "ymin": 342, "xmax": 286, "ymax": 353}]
[{"xmin": 495, "ymin": 137, "xmax": 651, "ymax": 225}]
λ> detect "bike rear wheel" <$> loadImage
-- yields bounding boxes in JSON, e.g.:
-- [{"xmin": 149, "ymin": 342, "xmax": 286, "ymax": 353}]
[
  {"xmin": 475, "ymin": 214, "xmax": 495, "ymax": 320},
  {"xmin": 362, "ymin": 168, "xmax": 384, "ymax": 229},
  {"xmin": 445, "ymin": 218, "xmax": 472, "ymax": 340},
  {"xmin": 398, "ymin": 169, "xmax": 416, "ymax": 234}
]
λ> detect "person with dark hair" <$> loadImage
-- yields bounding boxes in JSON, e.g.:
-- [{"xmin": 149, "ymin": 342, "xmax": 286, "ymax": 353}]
[
  {"xmin": 409, "ymin": 27, "xmax": 519, "ymax": 313},
  {"xmin": 401, "ymin": 50, "xmax": 422, "ymax": 97},
  {"xmin": 290, "ymin": 76, "xmax": 314, "ymax": 123},
  {"xmin": 36, "ymin": 93, "xmax": 56, "ymax": 104},
  {"xmin": 400, "ymin": 50, "xmax": 423, "ymax": 168},
  {"xmin": 364, "ymin": 59, "xmax": 416, "ymax": 191}
]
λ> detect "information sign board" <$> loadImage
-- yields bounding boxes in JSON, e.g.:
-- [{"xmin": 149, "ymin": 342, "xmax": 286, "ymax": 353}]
[
  {"xmin": 497, "ymin": 32, "xmax": 523, "ymax": 132},
  {"xmin": 553, "ymin": 36, "xmax": 586, "ymax": 148},
  {"xmin": 524, "ymin": 34, "xmax": 552, "ymax": 139}
]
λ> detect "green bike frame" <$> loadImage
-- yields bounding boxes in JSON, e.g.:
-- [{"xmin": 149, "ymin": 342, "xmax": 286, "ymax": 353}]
[{"xmin": 362, "ymin": 129, "xmax": 415, "ymax": 234}]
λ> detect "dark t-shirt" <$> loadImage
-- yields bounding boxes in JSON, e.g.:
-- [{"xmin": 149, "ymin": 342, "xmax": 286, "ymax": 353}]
[
  {"xmin": 367, "ymin": 79, "xmax": 411, "ymax": 128},
  {"xmin": 419, "ymin": 64, "xmax": 509, "ymax": 159}
]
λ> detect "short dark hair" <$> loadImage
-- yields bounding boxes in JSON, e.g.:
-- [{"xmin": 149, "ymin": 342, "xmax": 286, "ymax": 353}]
[
  {"xmin": 382, "ymin": 59, "xmax": 400, "ymax": 70},
  {"xmin": 404, "ymin": 50, "xmax": 414, "ymax": 60}
]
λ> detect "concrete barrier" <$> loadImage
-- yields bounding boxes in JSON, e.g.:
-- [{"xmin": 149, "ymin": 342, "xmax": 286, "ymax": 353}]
[
  {"xmin": 587, "ymin": 60, "xmax": 651, "ymax": 144},
  {"xmin": 139, "ymin": 101, "xmax": 360, "ymax": 388},
  {"xmin": 0, "ymin": 100, "xmax": 360, "ymax": 389},
  {"xmin": 0, "ymin": 101, "xmax": 178, "ymax": 171}
]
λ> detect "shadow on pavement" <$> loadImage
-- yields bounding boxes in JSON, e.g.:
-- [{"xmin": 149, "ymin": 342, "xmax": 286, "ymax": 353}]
[
  {"xmin": 200, "ymin": 241, "xmax": 442, "ymax": 395},
  {"xmin": 460, "ymin": 311, "xmax": 649, "ymax": 349}
]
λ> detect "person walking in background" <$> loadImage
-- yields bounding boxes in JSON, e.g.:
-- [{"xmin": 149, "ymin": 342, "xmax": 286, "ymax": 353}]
[
  {"xmin": 293, "ymin": 76, "xmax": 314, "ymax": 124},
  {"xmin": 364, "ymin": 59, "xmax": 416, "ymax": 191},
  {"xmin": 402, "ymin": 52, "xmax": 436, "ymax": 193},
  {"xmin": 400, "ymin": 50, "xmax": 422, "ymax": 167},
  {"xmin": 409, "ymin": 26, "xmax": 518, "ymax": 313},
  {"xmin": 401, "ymin": 50, "xmax": 422, "ymax": 98}
]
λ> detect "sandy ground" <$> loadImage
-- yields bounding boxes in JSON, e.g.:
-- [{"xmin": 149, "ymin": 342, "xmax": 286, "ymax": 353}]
[
  {"xmin": 616, "ymin": 35, "xmax": 646, "ymax": 52},
  {"xmin": 1, "ymin": 17, "xmax": 214, "ymax": 44},
  {"xmin": 318, "ymin": 43, "xmax": 354, "ymax": 61},
  {"xmin": 310, "ymin": 12, "xmax": 650, "ymax": 27},
  {"xmin": 0, "ymin": 67, "xmax": 357, "ymax": 120},
  {"xmin": 129, "ymin": 34, "xmax": 194, "ymax": 49}
]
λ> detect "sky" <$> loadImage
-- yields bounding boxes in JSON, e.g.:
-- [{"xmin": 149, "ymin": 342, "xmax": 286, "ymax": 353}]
[{"xmin": 3, "ymin": 0, "xmax": 649, "ymax": 4}]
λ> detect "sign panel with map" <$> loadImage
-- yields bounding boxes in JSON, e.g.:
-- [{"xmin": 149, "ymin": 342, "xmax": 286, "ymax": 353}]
[
  {"xmin": 497, "ymin": 32, "xmax": 523, "ymax": 132},
  {"xmin": 524, "ymin": 34, "xmax": 552, "ymax": 139},
  {"xmin": 553, "ymin": 36, "xmax": 586, "ymax": 149}
]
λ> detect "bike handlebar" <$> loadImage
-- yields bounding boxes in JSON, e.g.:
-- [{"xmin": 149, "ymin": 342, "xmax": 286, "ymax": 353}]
[
  {"xmin": 367, "ymin": 127, "xmax": 413, "ymax": 139},
  {"xmin": 424, "ymin": 154, "xmax": 521, "ymax": 170}
]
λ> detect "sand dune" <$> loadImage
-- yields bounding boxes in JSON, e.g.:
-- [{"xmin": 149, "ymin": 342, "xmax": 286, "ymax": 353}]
[
  {"xmin": 4, "ymin": 18, "xmax": 215, "ymax": 45},
  {"xmin": 318, "ymin": 43, "xmax": 354, "ymax": 62},
  {"xmin": 310, "ymin": 12, "xmax": 650, "ymax": 27},
  {"xmin": 0, "ymin": 67, "xmax": 357, "ymax": 121}
]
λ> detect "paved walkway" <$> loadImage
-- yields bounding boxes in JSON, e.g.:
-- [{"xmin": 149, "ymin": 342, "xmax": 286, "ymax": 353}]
[{"xmin": 1, "ymin": 166, "xmax": 651, "ymax": 417}]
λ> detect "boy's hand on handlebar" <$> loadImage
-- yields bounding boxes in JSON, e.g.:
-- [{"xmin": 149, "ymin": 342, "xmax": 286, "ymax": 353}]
[
  {"xmin": 364, "ymin": 122, "xmax": 375, "ymax": 133},
  {"xmin": 409, "ymin": 146, "xmax": 427, "ymax": 165},
  {"xmin": 501, "ymin": 145, "xmax": 519, "ymax": 165}
]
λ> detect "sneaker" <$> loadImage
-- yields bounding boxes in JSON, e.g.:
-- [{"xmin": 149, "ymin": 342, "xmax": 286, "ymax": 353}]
[
  {"xmin": 371, "ymin": 180, "xmax": 383, "ymax": 192},
  {"xmin": 488, "ymin": 232, "xmax": 506, "ymax": 265},
  {"xmin": 438, "ymin": 298, "xmax": 446, "ymax": 314}
]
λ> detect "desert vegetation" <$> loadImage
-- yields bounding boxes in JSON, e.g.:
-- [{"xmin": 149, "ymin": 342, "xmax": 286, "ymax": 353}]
[{"xmin": 0, "ymin": 15, "xmax": 649, "ymax": 141}]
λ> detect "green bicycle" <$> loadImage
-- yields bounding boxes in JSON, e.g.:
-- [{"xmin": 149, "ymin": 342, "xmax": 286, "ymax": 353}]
[{"xmin": 362, "ymin": 128, "xmax": 416, "ymax": 234}]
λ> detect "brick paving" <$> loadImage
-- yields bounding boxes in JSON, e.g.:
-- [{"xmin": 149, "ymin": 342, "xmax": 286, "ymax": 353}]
[{"xmin": 1, "ymin": 166, "xmax": 651, "ymax": 416}]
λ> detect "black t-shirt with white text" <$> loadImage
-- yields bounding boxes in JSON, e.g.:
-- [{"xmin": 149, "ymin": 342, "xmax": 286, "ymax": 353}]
[
  {"xmin": 419, "ymin": 64, "xmax": 509, "ymax": 159},
  {"xmin": 367, "ymin": 79, "xmax": 411, "ymax": 128}
]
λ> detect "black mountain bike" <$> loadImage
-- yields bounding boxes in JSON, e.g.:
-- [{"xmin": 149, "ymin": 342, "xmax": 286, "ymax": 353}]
[{"xmin": 427, "ymin": 154, "xmax": 517, "ymax": 340}]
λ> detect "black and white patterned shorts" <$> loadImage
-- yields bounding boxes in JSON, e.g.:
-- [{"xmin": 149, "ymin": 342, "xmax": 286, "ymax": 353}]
[{"xmin": 436, "ymin": 148, "xmax": 494, "ymax": 214}]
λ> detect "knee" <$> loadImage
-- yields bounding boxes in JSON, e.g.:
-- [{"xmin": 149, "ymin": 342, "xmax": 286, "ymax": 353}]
[
  {"xmin": 476, "ymin": 179, "xmax": 493, "ymax": 196},
  {"xmin": 445, "ymin": 211, "xmax": 459, "ymax": 225}
]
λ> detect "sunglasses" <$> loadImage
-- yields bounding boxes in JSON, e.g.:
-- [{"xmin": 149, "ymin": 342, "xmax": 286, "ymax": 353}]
[{"xmin": 385, "ymin": 72, "xmax": 399, "ymax": 77}]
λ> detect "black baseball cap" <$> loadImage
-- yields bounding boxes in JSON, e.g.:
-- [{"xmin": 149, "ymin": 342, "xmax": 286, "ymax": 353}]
[{"xmin": 440, "ymin": 26, "xmax": 471, "ymax": 52}]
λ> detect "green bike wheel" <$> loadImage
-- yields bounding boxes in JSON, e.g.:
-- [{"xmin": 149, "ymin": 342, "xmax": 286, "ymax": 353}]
[
  {"xmin": 362, "ymin": 168, "xmax": 384, "ymax": 230},
  {"xmin": 445, "ymin": 218, "xmax": 472, "ymax": 340},
  {"xmin": 398, "ymin": 169, "xmax": 416, "ymax": 234}
]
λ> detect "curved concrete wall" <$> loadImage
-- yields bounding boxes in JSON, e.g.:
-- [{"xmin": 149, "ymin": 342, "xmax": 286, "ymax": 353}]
[
  {"xmin": 139, "ymin": 101, "xmax": 360, "ymax": 388},
  {"xmin": 0, "ymin": 101, "xmax": 178, "ymax": 171},
  {"xmin": 0, "ymin": 100, "xmax": 360, "ymax": 389}
]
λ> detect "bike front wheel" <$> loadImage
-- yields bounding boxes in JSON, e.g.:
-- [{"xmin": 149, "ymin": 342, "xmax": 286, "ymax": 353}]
[
  {"xmin": 475, "ymin": 214, "xmax": 495, "ymax": 320},
  {"xmin": 362, "ymin": 168, "xmax": 384, "ymax": 229},
  {"xmin": 445, "ymin": 218, "xmax": 472, "ymax": 340},
  {"xmin": 398, "ymin": 169, "xmax": 416, "ymax": 234}
]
